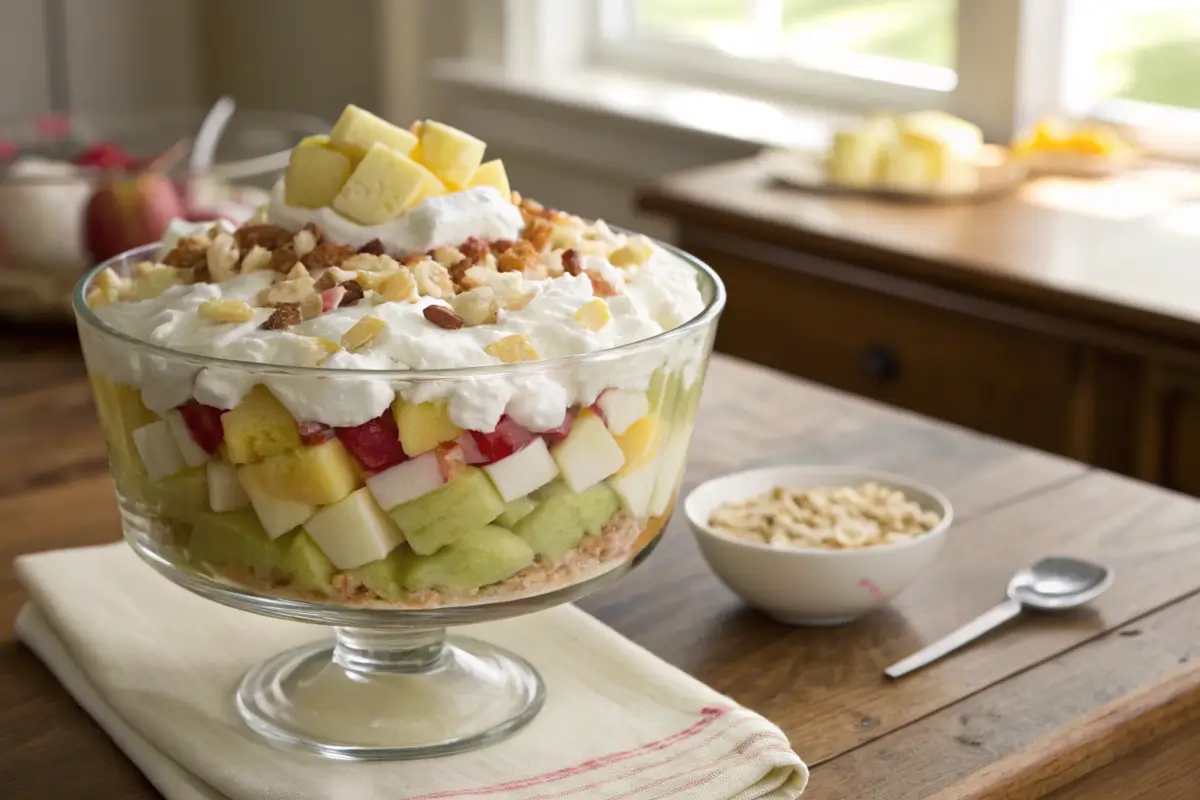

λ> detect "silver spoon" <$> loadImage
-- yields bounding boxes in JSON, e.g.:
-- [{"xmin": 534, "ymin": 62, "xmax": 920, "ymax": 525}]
[{"xmin": 884, "ymin": 557, "xmax": 1113, "ymax": 679}]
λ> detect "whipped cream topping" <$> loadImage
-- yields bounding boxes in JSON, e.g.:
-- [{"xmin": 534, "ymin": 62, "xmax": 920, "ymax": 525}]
[
  {"xmin": 84, "ymin": 190, "xmax": 709, "ymax": 433},
  {"xmin": 268, "ymin": 181, "xmax": 524, "ymax": 257}
]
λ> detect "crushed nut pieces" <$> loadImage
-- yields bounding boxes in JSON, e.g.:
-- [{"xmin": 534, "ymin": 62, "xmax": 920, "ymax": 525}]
[
  {"xmin": 261, "ymin": 303, "xmax": 302, "ymax": 330},
  {"xmin": 708, "ymin": 483, "xmax": 942, "ymax": 550},
  {"xmin": 341, "ymin": 315, "xmax": 387, "ymax": 350},
  {"xmin": 423, "ymin": 304, "xmax": 464, "ymax": 330},
  {"xmin": 485, "ymin": 334, "xmax": 540, "ymax": 363}
]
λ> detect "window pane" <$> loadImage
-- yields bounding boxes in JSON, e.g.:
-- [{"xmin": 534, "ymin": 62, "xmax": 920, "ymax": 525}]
[
  {"xmin": 782, "ymin": 0, "xmax": 956, "ymax": 70},
  {"xmin": 631, "ymin": 0, "xmax": 759, "ymax": 55},
  {"xmin": 1096, "ymin": 0, "xmax": 1200, "ymax": 110}
]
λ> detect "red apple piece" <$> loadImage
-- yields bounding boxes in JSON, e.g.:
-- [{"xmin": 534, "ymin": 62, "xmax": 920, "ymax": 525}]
[
  {"xmin": 468, "ymin": 415, "xmax": 536, "ymax": 464},
  {"xmin": 178, "ymin": 400, "xmax": 225, "ymax": 454},
  {"xmin": 337, "ymin": 413, "xmax": 409, "ymax": 471},
  {"xmin": 541, "ymin": 408, "xmax": 577, "ymax": 447}
]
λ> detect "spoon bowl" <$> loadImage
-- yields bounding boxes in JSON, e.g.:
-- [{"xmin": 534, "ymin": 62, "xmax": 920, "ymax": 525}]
[{"xmin": 1008, "ymin": 557, "xmax": 1113, "ymax": 610}]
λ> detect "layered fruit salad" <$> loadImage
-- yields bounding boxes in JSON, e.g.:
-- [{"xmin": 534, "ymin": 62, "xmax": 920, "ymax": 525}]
[{"xmin": 77, "ymin": 105, "xmax": 714, "ymax": 609}]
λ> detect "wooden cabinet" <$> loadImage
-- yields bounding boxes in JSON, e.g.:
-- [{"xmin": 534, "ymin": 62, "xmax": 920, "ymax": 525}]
[{"xmin": 692, "ymin": 246, "xmax": 1083, "ymax": 454}]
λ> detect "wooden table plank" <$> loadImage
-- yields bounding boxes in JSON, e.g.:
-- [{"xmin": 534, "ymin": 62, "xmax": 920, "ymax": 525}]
[
  {"xmin": 2, "ymin": 353, "xmax": 1198, "ymax": 799},
  {"xmin": 808, "ymin": 593, "xmax": 1200, "ymax": 799}
]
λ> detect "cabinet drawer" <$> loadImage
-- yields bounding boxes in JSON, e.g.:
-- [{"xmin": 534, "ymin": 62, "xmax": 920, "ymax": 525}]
[{"xmin": 693, "ymin": 248, "xmax": 1081, "ymax": 454}]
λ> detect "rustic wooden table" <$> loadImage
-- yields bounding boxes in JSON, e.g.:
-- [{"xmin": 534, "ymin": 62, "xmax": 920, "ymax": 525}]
[{"xmin": 1, "ymin": 341, "xmax": 1198, "ymax": 799}]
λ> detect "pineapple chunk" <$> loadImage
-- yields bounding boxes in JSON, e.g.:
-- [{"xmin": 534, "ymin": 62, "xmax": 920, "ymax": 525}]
[
  {"xmin": 237, "ymin": 439, "xmax": 362, "ymax": 506},
  {"xmin": 614, "ymin": 414, "xmax": 665, "ymax": 475},
  {"xmin": 90, "ymin": 375, "xmax": 158, "ymax": 493},
  {"xmin": 469, "ymin": 159, "xmax": 510, "ymax": 199},
  {"xmin": 330, "ymin": 105, "xmax": 419, "ymax": 158},
  {"xmin": 393, "ymin": 400, "xmax": 463, "ymax": 457},
  {"xmin": 333, "ymin": 143, "xmax": 432, "ymax": 225},
  {"xmin": 285, "ymin": 135, "xmax": 355, "ymax": 209},
  {"xmin": 417, "ymin": 120, "xmax": 487, "ymax": 189},
  {"xmin": 221, "ymin": 385, "xmax": 301, "ymax": 464}
]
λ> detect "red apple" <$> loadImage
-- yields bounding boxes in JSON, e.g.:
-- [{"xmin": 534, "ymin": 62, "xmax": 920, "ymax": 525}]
[
  {"xmin": 456, "ymin": 432, "xmax": 488, "ymax": 465},
  {"xmin": 178, "ymin": 400, "xmax": 225, "ymax": 454},
  {"xmin": 298, "ymin": 420, "xmax": 336, "ymax": 446},
  {"xmin": 74, "ymin": 142, "xmax": 134, "ymax": 170},
  {"xmin": 337, "ymin": 413, "xmax": 408, "ymax": 471},
  {"xmin": 85, "ymin": 174, "xmax": 185, "ymax": 262},
  {"xmin": 541, "ymin": 408, "xmax": 577, "ymax": 447},
  {"xmin": 469, "ymin": 416, "xmax": 536, "ymax": 464},
  {"xmin": 320, "ymin": 286, "xmax": 346, "ymax": 313}
]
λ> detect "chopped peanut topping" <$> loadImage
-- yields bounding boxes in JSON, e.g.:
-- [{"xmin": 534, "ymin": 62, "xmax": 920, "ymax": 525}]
[
  {"xmin": 206, "ymin": 232, "xmax": 240, "ymax": 281},
  {"xmin": 451, "ymin": 287, "xmax": 499, "ymax": 326},
  {"xmin": 485, "ymin": 334, "xmax": 540, "ymax": 363},
  {"xmin": 265, "ymin": 276, "xmax": 316, "ymax": 306},
  {"xmin": 130, "ymin": 265, "xmax": 181, "ymax": 300},
  {"xmin": 342, "ymin": 253, "xmax": 400, "ymax": 273},
  {"xmin": 286, "ymin": 263, "xmax": 311, "ymax": 281},
  {"xmin": 293, "ymin": 228, "xmax": 318, "ymax": 258},
  {"xmin": 199, "ymin": 298, "xmax": 255, "ymax": 323},
  {"xmin": 240, "ymin": 245, "xmax": 273, "ymax": 273},
  {"xmin": 573, "ymin": 298, "xmax": 611, "ymax": 331},
  {"xmin": 379, "ymin": 269, "xmax": 417, "ymax": 302},
  {"xmin": 342, "ymin": 315, "xmax": 387, "ymax": 350},
  {"xmin": 412, "ymin": 259, "xmax": 454, "ymax": 299},
  {"xmin": 260, "ymin": 303, "xmax": 302, "ymax": 330}
]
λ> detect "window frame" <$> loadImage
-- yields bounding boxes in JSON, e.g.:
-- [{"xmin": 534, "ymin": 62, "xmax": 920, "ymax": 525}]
[{"xmin": 470, "ymin": 0, "xmax": 1199, "ymax": 145}]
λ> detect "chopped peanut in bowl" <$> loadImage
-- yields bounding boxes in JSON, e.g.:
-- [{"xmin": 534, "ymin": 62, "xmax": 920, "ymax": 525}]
[{"xmin": 708, "ymin": 482, "xmax": 942, "ymax": 550}]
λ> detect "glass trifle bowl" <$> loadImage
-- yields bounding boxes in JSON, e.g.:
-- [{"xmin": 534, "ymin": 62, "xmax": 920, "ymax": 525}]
[{"xmin": 72, "ymin": 104, "xmax": 725, "ymax": 761}]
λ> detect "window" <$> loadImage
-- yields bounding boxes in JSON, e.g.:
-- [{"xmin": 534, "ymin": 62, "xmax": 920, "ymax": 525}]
[{"xmin": 1093, "ymin": 0, "xmax": 1200, "ymax": 112}]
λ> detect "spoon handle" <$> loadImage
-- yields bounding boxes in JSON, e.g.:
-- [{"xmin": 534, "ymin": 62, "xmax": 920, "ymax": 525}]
[{"xmin": 884, "ymin": 598, "xmax": 1022, "ymax": 679}]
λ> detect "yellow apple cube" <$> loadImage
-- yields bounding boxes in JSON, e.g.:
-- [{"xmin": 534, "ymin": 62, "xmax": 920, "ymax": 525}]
[
  {"xmin": 236, "ymin": 438, "xmax": 362, "ymax": 506},
  {"xmin": 90, "ymin": 375, "xmax": 158, "ymax": 496},
  {"xmin": 330, "ymin": 105, "xmax": 419, "ymax": 158},
  {"xmin": 393, "ymin": 400, "xmax": 462, "ymax": 457},
  {"xmin": 333, "ymin": 143, "xmax": 430, "ymax": 225},
  {"xmin": 221, "ymin": 385, "xmax": 301, "ymax": 464},
  {"xmin": 417, "ymin": 120, "xmax": 487, "ymax": 189},
  {"xmin": 285, "ymin": 136, "xmax": 355, "ymax": 209},
  {"xmin": 469, "ymin": 159, "xmax": 510, "ymax": 199}
]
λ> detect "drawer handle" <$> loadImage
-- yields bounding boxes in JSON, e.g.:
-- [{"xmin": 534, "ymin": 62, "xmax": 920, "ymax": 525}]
[{"xmin": 860, "ymin": 345, "xmax": 900, "ymax": 382}]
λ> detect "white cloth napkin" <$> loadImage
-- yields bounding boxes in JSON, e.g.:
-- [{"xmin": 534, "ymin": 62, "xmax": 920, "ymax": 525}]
[{"xmin": 15, "ymin": 543, "xmax": 807, "ymax": 800}]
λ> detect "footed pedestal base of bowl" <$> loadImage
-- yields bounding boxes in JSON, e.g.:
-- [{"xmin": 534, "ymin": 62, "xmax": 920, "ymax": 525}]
[{"xmin": 236, "ymin": 628, "xmax": 545, "ymax": 761}]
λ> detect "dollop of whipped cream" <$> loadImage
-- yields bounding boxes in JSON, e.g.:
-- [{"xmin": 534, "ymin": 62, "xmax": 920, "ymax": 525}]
[
  {"xmin": 86, "ymin": 189, "xmax": 708, "ymax": 433},
  {"xmin": 268, "ymin": 181, "xmax": 524, "ymax": 256}
]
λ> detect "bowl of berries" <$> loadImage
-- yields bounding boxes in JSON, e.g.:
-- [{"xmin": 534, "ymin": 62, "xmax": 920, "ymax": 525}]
[{"xmin": 0, "ymin": 107, "xmax": 327, "ymax": 322}]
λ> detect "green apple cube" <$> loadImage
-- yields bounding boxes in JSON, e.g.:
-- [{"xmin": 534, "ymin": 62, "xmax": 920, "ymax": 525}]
[
  {"xmin": 239, "ymin": 467, "xmax": 315, "ymax": 539},
  {"xmin": 207, "ymin": 458, "xmax": 249, "ymax": 512},
  {"xmin": 496, "ymin": 496, "xmax": 537, "ymax": 528},
  {"xmin": 388, "ymin": 467, "xmax": 504, "ymax": 555},
  {"xmin": 165, "ymin": 408, "xmax": 210, "ymax": 468},
  {"xmin": 305, "ymin": 487, "xmax": 405, "ymax": 570},
  {"xmin": 648, "ymin": 424, "xmax": 691, "ymax": 517},
  {"xmin": 513, "ymin": 481, "xmax": 621, "ymax": 561},
  {"xmin": 483, "ymin": 438, "xmax": 559, "ymax": 502},
  {"xmin": 132, "ymin": 419, "xmax": 187, "ymax": 482},
  {"xmin": 404, "ymin": 526, "xmax": 534, "ymax": 593},
  {"xmin": 189, "ymin": 508, "xmax": 282, "ymax": 578},
  {"xmin": 550, "ymin": 411, "xmax": 625, "ymax": 493},
  {"xmin": 150, "ymin": 466, "xmax": 209, "ymax": 523},
  {"xmin": 281, "ymin": 530, "xmax": 337, "ymax": 594},
  {"xmin": 351, "ymin": 546, "xmax": 420, "ymax": 602}
]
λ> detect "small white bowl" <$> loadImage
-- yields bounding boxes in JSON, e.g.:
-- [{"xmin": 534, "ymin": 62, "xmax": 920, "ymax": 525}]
[{"xmin": 685, "ymin": 466, "xmax": 953, "ymax": 626}]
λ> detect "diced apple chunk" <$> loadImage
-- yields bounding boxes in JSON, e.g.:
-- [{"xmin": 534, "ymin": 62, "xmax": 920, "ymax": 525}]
[
  {"xmin": 239, "ymin": 467, "xmax": 315, "ymax": 539},
  {"xmin": 648, "ymin": 424, "xmax": 691, "ymax": 517},
  {"xmin": 483, "ymin": 438, "xmax": 559, "ymax": 502},
  {"xmin": 393, "ymin": 399, "xmax": 463, "ymax": 457},
  {"xmin": 333, "ymin": 143, "xmax": 432, "ymax": 225},
  {"xmin": 207, "ymin": 458, "xmax": 249, "ymax": 512},
  {"xmin": 596, "ymin": 389, "xmax": 650, "ymax": 435},
  {"xmin": 550, "ymin": 410, "xmax": 626, "ymax": 492},
  {"xmin": 608, "ymin": 456, "xmax": 659, "ymax": 519},
  {"xmin": 133, "ymin": 420, "xmax": 186, "ymax": 482},
  {"xmin": 417, "ymin": 120, "xmax": 486, "ymax": 189},
  {"xmin": 237, "ymin": 439, "xmax": 362, "ymax": 506},
  {"xmin": 150, "ymin": 466, "xmax": 209, "ymax": 523},
  {"xmin": 285, "ymin": 136, "xmax": 355, "ymax": 209},
  {"xmin": 469, "ymin": 159, "xmax": 510, "ymax": 198},
  {"xmin": 221, "ymin": 386, "xmax": 301, "ymax": 464},
  {"xmin": 165, "ymin": 409, "xmax": 210, "ymax": 468},
  {"xmin": 366, "ymin": 451, "xmax": 446, "ymax": 511},
  {"xmin": 330, "ymin": 105, "xmax": 419, "ymax": 157},
  {"xmin": 305, "ymin": 487, "xmax": 405, "ymax": 570}
]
